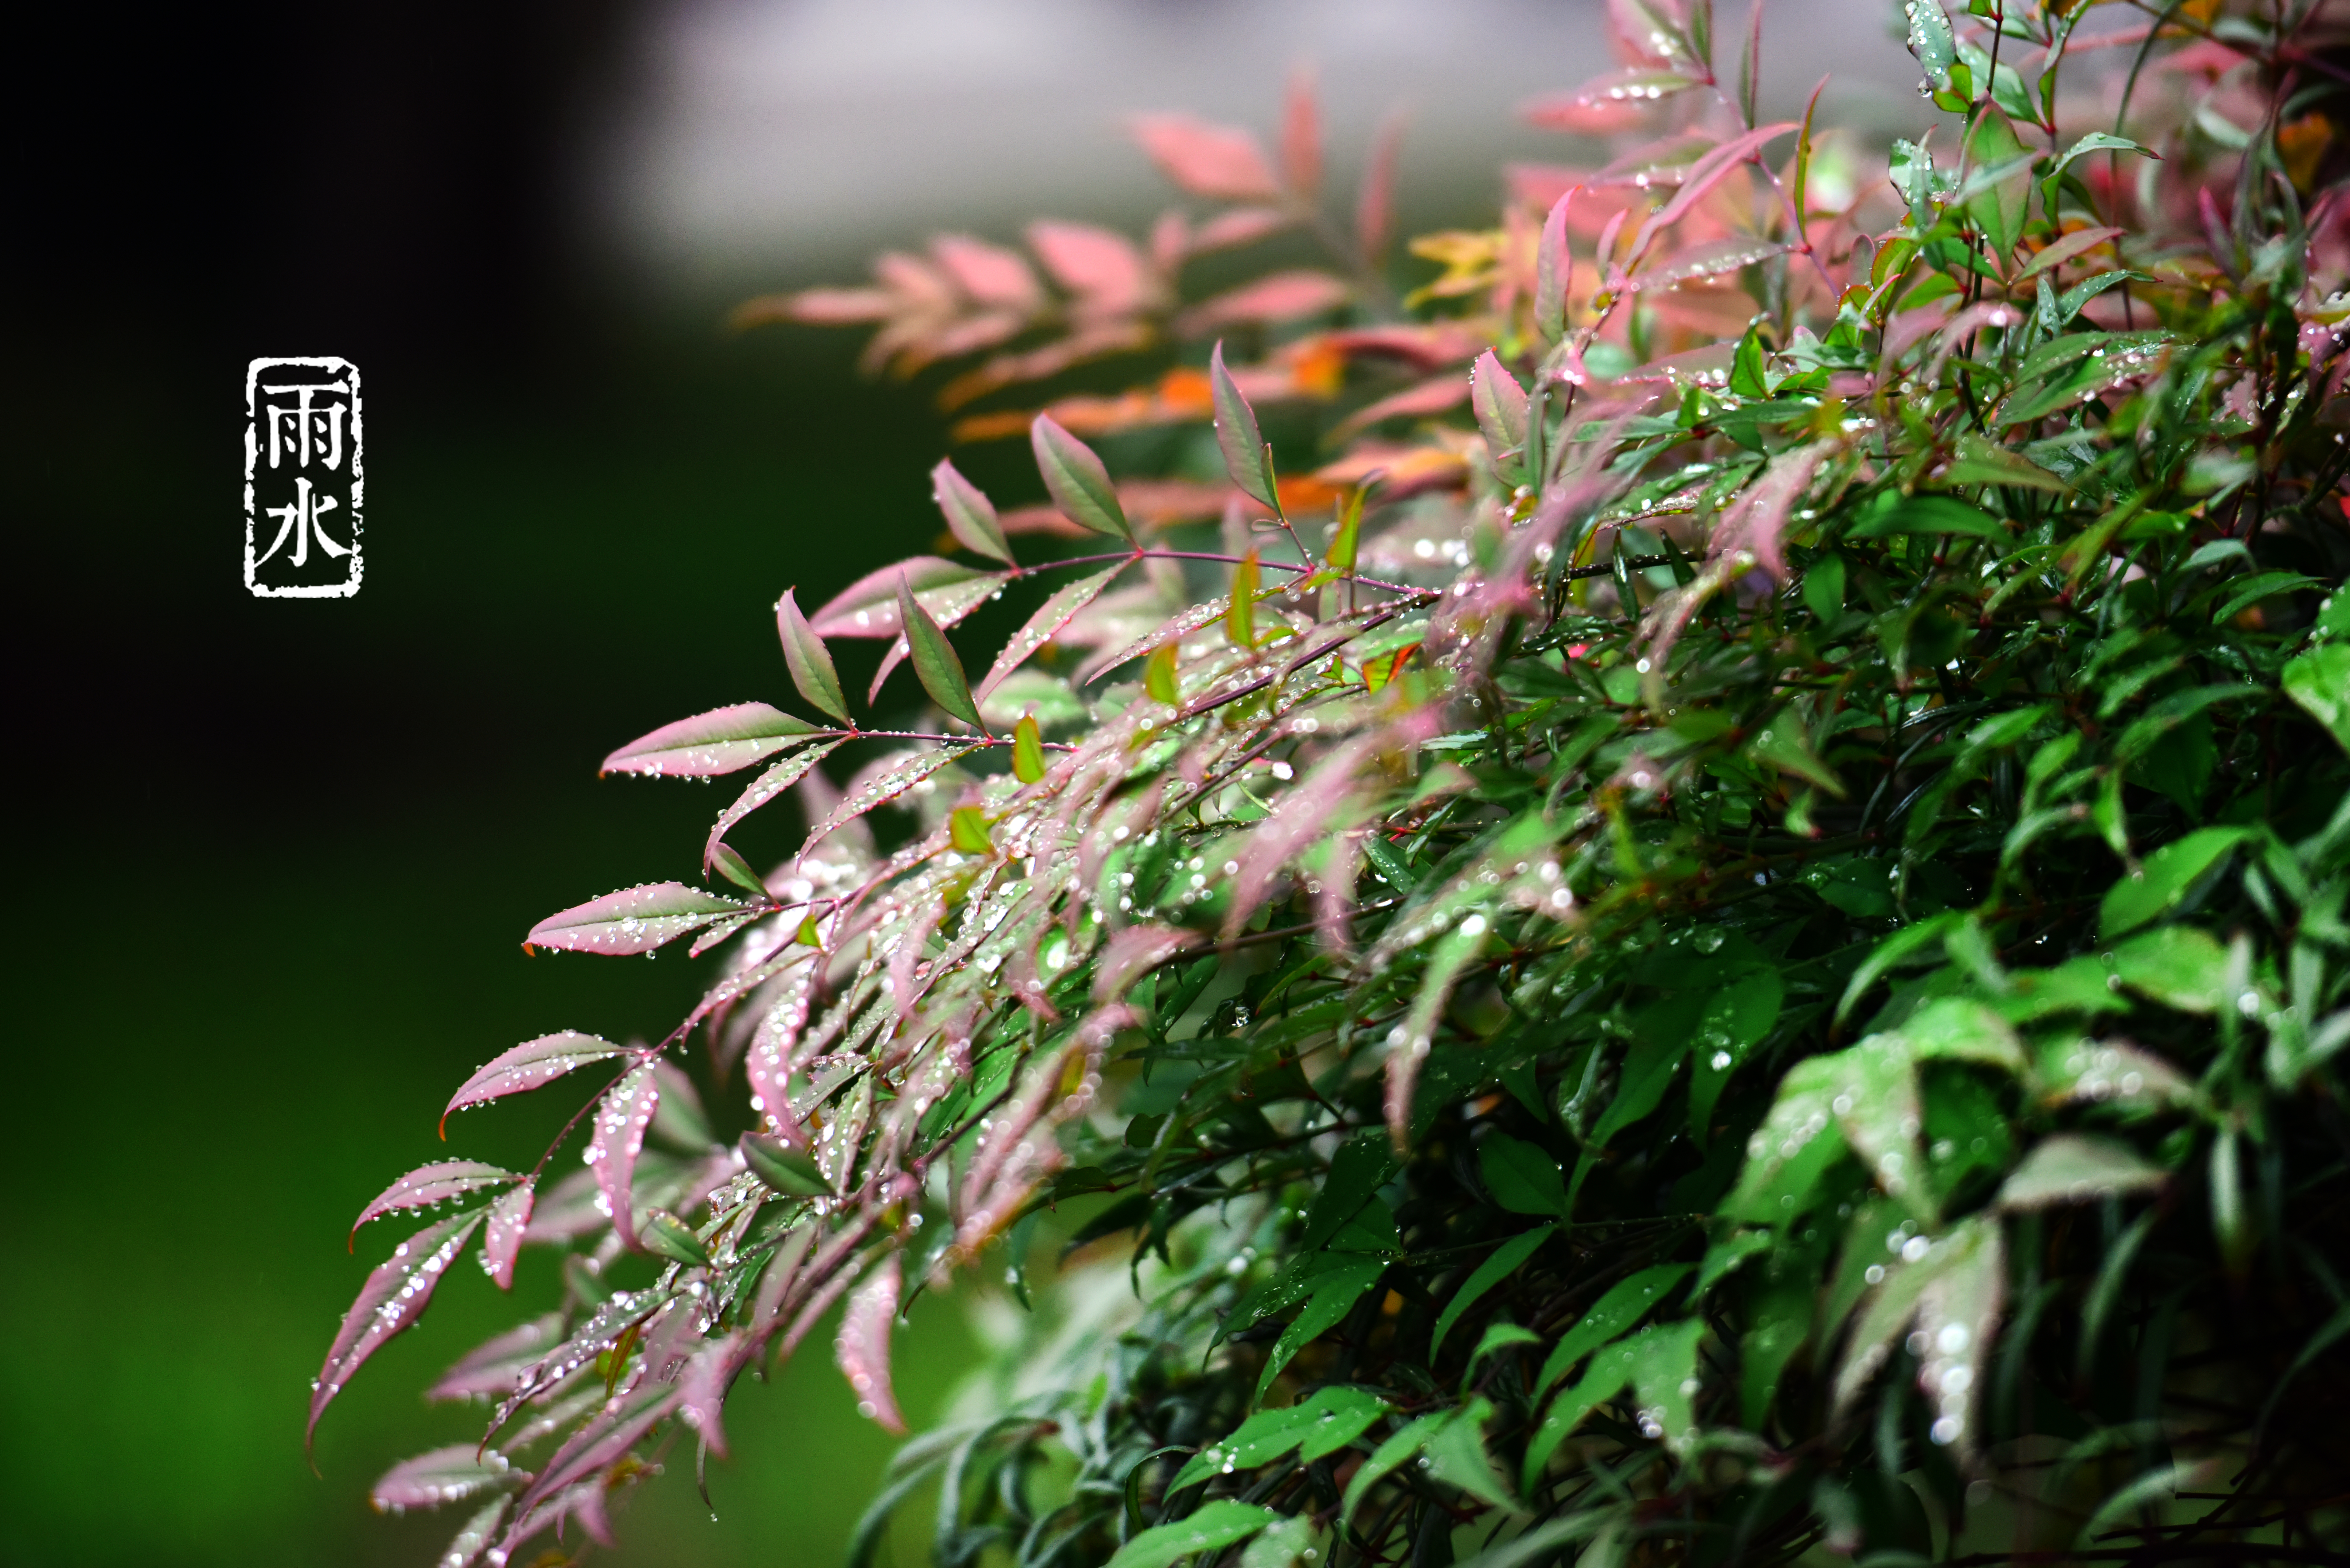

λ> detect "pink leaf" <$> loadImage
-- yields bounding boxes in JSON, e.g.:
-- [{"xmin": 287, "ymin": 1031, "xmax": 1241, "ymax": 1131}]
[
  {"xmin": 370, "ymin": 1444, "xmax": 524, "ymax": 1514},
  {"xmin": 744, "ymin": 959, "xmax": 817, "ymax": 1140},
  {"xmin": 310, "ymin": 1210, "xmax": 486, "ymax": 1447},
  {"xmin": 599, "ymin": 702, "xmax": 821, "ymax": 779},
  {"xmin": 1536, "ymin": 191, "xmax": 1575, "ymax": 340},
  {"xmin": 836, "ymin": 1252, "xmax": 907, "ymax": 1433},
  {"xmin": 524, "ymin": 883, "xmax": 747, "ymax": 957},
  {"xmin": 807, "ymin": 557, "xmax": 999, "ymax": 640},
  {"xmin": 1282, "ymin": 68, "xmax": 1322, "ymax": 196},
  {"xmin": 480, "ymin": 1180, "xmax": 534, "ymax": 1290},
  {"xmin": 442, "ymin": 1031, "xmax": 627, "ymax": 1132},
  {"xmin": 1608, "ymin": 0, "xmax": 1696, "ymax": 69},
  {"xmin": 1523, "ymin": 68, "xmax": 1698, "ymax": 134},
  {"xmin": 1356, "ymin": 112, "xmax": 1407, "ymax": 261},
  {"xmin": 799, "ymin": 744, "xmax": 983, "ymax": 859},
  {"xmin": 1625, "ymin": 123, "xmax": 1799, "ymax": 267},
  {"xmin": 931, "ymin": 459, "xmax": 1014, "ymax": 565},
  {"xmin": 678, "ymin": 1332, "xmax": 747, "ymax": 1459},
  {"xmin": 1073, "ymin": 596, "xmax": 1231, "ymax": 686},
  {"xmin": 1189, "ymin": 206, "xmax": 1296, "ymax": 253},
  {"xmin": 1708, "ymin": 438, "xmax": 1833, "ymax": 583},
  {"xmin": 929, "ymin": 234, "xmax": 1043, "ymax": 310},
  {"xmin": 704, "ymin": 739, "xmax": 845, "ymax": 871},
  {"xmin": 509, "ymin": 1382, "xmax": 681, "ymax": 1527},
  {"xmin": 1471, "ymin": 351, "xmax": 1530, "ymax": 455},
  {"xmin": 1226, "ymin": 734, "xmax": 1383, "ymax": 938},
  {"xmin": 1094, "ymin": 924, "xmax": 1202, "ymax": 1005},
  {"xmin": 351, "ymin": 1161, "xmax": 518, "ymax": 1247},
  {"xmin": 977, "ymin": 563, "xmax": 1128, "ymax": 701},
  {"xmin": 1628, "ymin": 236, "xmax": 1790, "ymax": 290},
  {"xmin": 1130, "ymin": 114, "xmax": 1282, "ymax": 201},
  {"xmin": 427, "ymin": 1314, "xmax": 563, "ymax": 1402},
  {"xmin": 1026, "ymin": 220, "xmax": 1149, "ymax": 314},
  {"xmin": 588, "ymin": 1063, "xmax": 660, "ymax": 1240},
  {"xmin": 1331, "ymin": 373, "xmax": 1472, "ymax": 442},
  {"xmin": 1176, "ymin": 271, "xmax": 1351, "ymax": 336}
]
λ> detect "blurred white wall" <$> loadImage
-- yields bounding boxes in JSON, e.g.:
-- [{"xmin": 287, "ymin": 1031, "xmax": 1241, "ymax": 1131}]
[{"xmin": 606, "ymin": 0, "xmax": 1929, "ymax": 294}]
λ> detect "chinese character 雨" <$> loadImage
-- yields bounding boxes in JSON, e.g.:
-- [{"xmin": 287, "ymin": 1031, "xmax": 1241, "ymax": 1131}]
[{"xmin": 262, "ymin": 379, "xmax": 351, "ymax": 471}]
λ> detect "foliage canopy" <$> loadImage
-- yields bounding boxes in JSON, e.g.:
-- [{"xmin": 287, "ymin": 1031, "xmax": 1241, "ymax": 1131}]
[{"xmin": 324, "ymin": 3, "xmax": 2350, "ymax": 1565}]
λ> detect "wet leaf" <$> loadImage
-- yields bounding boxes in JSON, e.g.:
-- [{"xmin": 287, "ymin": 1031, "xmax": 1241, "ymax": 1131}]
[
  {"xmin": 1011, "ymin": 714, "xmax": 1047, "ymax": 782},
  {"xmin": 1998, "ymin": 1133, "xmax": 2167, "ymax": 1209},
  {"xmin": 1535, "ymin": 191, "xmax": 1573, "ymax": 342},
  {"xmin": 1256, "ymin": 1268, "xmax": 1382, "ymax": 1398},
  {"xmin": 949, "ymin": 805, "xmax": 993, "ymax": 855},
  {"xmin": 2111, "ymin": 924, "xmax": 2230, "ymax": 1013},
  {"xmin": 638, "ymin": 1208, "xmax": 711, "ymax": 1267},
  {"xmin": 1109, "ymin": 1500, "xmax": 1280, "ymax": 1568},
  {"xmin": 777, "ymin": 588, "xmax": 852, "ymax": 726},
  {"xmin": 351, "ymin": 1161, "xmax": 518, "ymax": 1246},
  {"xmin": 1211, "ymin": 341, "xmax": 1278, "ymax": 509},
  {"xmin": 370, "ymin": 1444, "xmax": 522, "ymax": 1514},
  {"xmin": 931, "ymin": 459, "xmax": 1013, "ymax": 565},
  {"xmin": 896, "ymin": 573, "xmax": 983, "ymax": 729},
  {"xmin": 2100, "ymin": 827, "xmax": 2249, "ymax": 939},
  {"xmin": 2283, "ymin": 645, "xmax": 2350, "ymax": 754},
  {"xmin": 808, "ymin": 558, "xmax": 1003, "ymax": 640},
  {"xmin": 704, "ymin": 739, "xmax": 844, "ymax": 869},
  {"xmin": 1431, "ymin": 1225, "xmax": 1554, "ymax": 1356},
  {"xmin": 480, "ymin": 1181, "xmax": 533, "ymax": 1291},
  {"xmin": 1480, "ymin": 1132, "xmax": 1569, "ymax": 1217},
  {"xmin": 1531, "ymin": 1263, "xmax": 1693, "ymax": 1398},
  {"xmin": 600, "ymin": 702, "xmax": 820, "ymax": 778},
  {"xmin": 740, "ymin": 1131, "xmax": 831, "ymax": 1196},
  {"xmin": 590, "ymin": 1063, "xmax": 660, "ymax": 1237},
  {"xmin": 525, "ymin": 882, "xmax": 747, "ymax": 957},
  {"xmin": 976, "ymin": 563, "xmax": 1126, "ymax": 701},
  {"xmin": 443, "ymin": 1032, "xmax": 628, "ymax": 1131},
  {"xmin": 799, "ymin": 745, "xmax": 982, "ymax": 857},
  {"xmin": 311, "ymin": 1210, "xmax": 488, "ymax": 1446},
  {"xmin": 1471, "ymin": 351, "xmax": 1529, "ymax": 456},
  {"xmin": 1032, "ymin": 415, "xmax": 1133, "ymax": 541},
  {"xmin": 1226, "ymin": 550, "xmax": 1259, "ymax": 649},
  {"xmin": 836, "ymin": 1254, "xmax": 907, "ymax": 1434}
]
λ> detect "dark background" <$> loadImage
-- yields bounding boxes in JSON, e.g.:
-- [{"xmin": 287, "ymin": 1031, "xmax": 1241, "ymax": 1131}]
[{"xmin": 9, "ymin": 6, "xmax": 983, "ymax": 1563}]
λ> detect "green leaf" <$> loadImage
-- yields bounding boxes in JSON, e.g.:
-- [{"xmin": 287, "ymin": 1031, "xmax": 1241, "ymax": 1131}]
[
  {"xmin": 1420, "ymin": 1401, "xmax": 1523, "ymax": 1514},
  {"xmin": 2048, "ymin": 132, "xmax": 2152, "ymax": 189},
  {"xmin": 1211, "ymin": 342, "xmax": 1279, "ymax": 510},
  {"xmin": 2111, "ymin": 925, "xmax": 2229, "ymax": 1013},
  {"xmin": 1479, "ymin": 1132, "xmax": 1569, "ymax": 1217},
  {"xmin": 637, "ymin": 1209, "xmax": 710, "ymax": 1267},
  {"xmin": 2100, "ymin": 827, "xmax": 2249, "ymax": 939},
  {"xmin": 1964, "ymin": 110, "xmax": 2032, "ymax": 258},
  {"xmin": 777, "ymin": 588, "xmax": 852, "ymax": 726},
  {"xmin": 1904, "ymin": 0, "xmax": 1959, "ymax": 93},
  {"xmin": 1802, "ymin": 552, "xmax": 1846, "ymax": 619},
  {"xmin": 1342, "ymin": 1411, "xmax": 1447, "ymax": 1524},
  {"xmin": 1696, "ymin": 1230, "xmax": 1773, "ymax": 1293},
  {"xmin": 949, "ymin": 806, "xmax": 993, "ymax": 855},
  {"xmin": 1107, "ymin": 1500, "xmax": 1278, "ymax": 1568},
  {"xmin": 1030, "ymin": 414, "xmax": 1133, "ymax": 541},
  {"xmin": 1011, "ymin": 714, "xmax": 1047, "ymax": 782},
  {"xmin": 1531, "ymin": 1263, "xmax": 1693, "ymax": 1397},
  {"xmin": 1256, "ymin": 1271, "xmax": 1382, "ymax": 1399},
  {"xmin": 1998, "ymin": 1133, "xmax": 2167, "ymax": 1210},
  {"xmin": 2283, "ymin": 645, "xmax": 2350, "ymax": 755},
  {"xmin": 1171, "ymin": 1386, "xmax": 1391, "ymax": 1491},
  {"xmin": 1227, "ymin": 551, "xmax": 1260, "ymax": 649},
  {"xmin": 1239, "ymin": 1516, "xmax": 1315, "ymax": 1568},
  {"xmin": 930, "ymin": 459, "xmax": 1013, "ymax": 565},
  {"xmin": 709, "ymin": 842, "xmax": 766, "ymax": 896},
  {"xmin": 1328, "ymin": 485, "xmax": 1364, "ymax": 574},
  {"xmin": 740, "ymin": 1132, "xmax": 831, "ymax": 1196},
  {"xmin": 1837, "ymin": 912, "xmax": 1964, "ymax": 1025},
  {"xmin": 1723, "ymin": 1055, "xmax": 1856, "ymax": 1224},
  {"xmin": 1431, "ymin": 1225, "xmax": 1554, "ymax": 1356},
  {"xmin": 1301, "ymin": 1132, "xmax": 1400, "ymax": 1251},
  {"xmin": 896, "ymin": 575, "xmax": 982, "ymax": 729},
  {"xmin": 2212, "ymin": 571, "xmax": 2321, "ymax": 625},
  {"xmin": 1688, "ymin": 968, "xmax": 1785, "ymax": 1137},
  {"xmin": 1847, "ymin": 493, "xmax": 2007, "ymax": 540}
]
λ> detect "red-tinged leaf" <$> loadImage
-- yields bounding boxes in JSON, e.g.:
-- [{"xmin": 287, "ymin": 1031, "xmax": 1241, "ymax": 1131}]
[
  {"xmin": 599, "ymin": 702, "xmax": 821, "ymax": 779},
  {"xmin": 1524, "ymin": 69, "xmax": 1698, "ymax": 135},
  {"xmin": 835, "ymin": 1252, "xmax": 907, "ymax": 1433},
  {"xmin": 2017, "ymin": 224, "xmax": 2125, "ymax": 282},
  {"xmin": 1190, "ymin": 206, "xmax": 1295, "ymax": 253},
  {"xmin": 1536, "ymin": 192, "xmax": 1575, "ymax": 342},
  {"xmin": 1225, "ymin": 734, "xmax": 1383, "ymax": 939},
  {"xmin": 1356, "ymin": 111, "xmax": 1406, "ymax": 261},
  {"xmin": 744, "ymin": 959, "xmax": 816, "ymax": 1140},
  {"xmin": 732, "ymin": 286, "xmax": 895, "ymax": 328},
  {"xmin": 589, "ymin": 1063, "xmax": 660, "ymax": 1239},
  {"xmin": 427, "ymin": 1314, "xmax": 562, "ymax": 1402},
  {"xmin": 929, "ymin": 233, "xmax": 1043, "ymax": 310},
  {"xmin": 1709, "ymin": 438, "xmax": 1833, "ymax": 584},
  {"xmin": 370, "ymin": 1444, "xmax": 523, "ymax": 1514},
  {"xmin": 1026, "ymin": 220, "xmax": 1148, "ymax": 314},
  {"xmin": 1331, "ymin": 373, "xmax": 1472, "ymax": 442},
  {"xmin": 1130, "ymin": 114, "xmax": 1281, "ymax": 201},
  {"xmin": 1094, "ymin": 924, "xmax": 1202, "ymax": 1005},
  {"xmin": 437, "ymin": 1495, "xmax": 510, "ymax": 1568},
  {"xmin": 1626, "ymin": 122, "xmax": 1799, "ymax": 265},
  {"xmin": 687, "ymin": 911, "xmax": 761, "ymax": 958},
  {"xmin": 1210, "ymin": 341, "xmax": 1278, "ymax": 509},
  {"xmin": 525, "ymin": 883, "xmax": 747, "ymax": 957},
  {"xmin": 1471, "ymin": 351, "xmax": 1530, "ymax": 455},
  {"xmin": 1609, "ymin": 0, "xmax": 1698, "ymax": 69},
  {"xmin": 1282, "ymin": 67, "xmax": 1321, "ymax": 196},
  {"xmin": 704, "ymin": 738, "xmax": 845, "ymax": 870},
  {"xmin": 931, "ymin": 460, "xmax": 1013, "ymax": 565},
  {"xmin": 678, "ymin": 1332, "xmax": 746, "ymax": 1459},
  {"xmin": 510, "ymin": 1382, "xmax": 681, "ymax": 1525},
  {"xmin": 807, "ymin": 557, "xmax": 998, "ymax": 639},
  {"xmin": 480, "ymin": 1180, "xmax": 533, "ymax": 1290},
  {"xmin": 1074, "ymin": 596, "xmax": 1231, "ymax": 685},
  {"xmin": 895, "ymin": 574, "xmax": 983, "ymax": 729},
  {"xmin": 310, "ymin": 1210, "xmax": 487, "ymax": 1447},
  {"xmin": 799, "ymin": 745, "xmax": 983, "ymax": 858},
  {"xmin": 1031, "ymin": 416, "xmax": 1133, "ymax": 542},
  {"xmin": 776, "ymin": 588, "xmax": 850, "ymax": 726},
  {"xmin": 1176, "ymin": 271, "xmax": 1351, "ymax": 336},
  {"xmin": 443, "ymin": 1032, "xmax": 627, "ymax": 1133},
  {"xmin": 1629, "ymin": 235, "xmax": 1789, "ymax": 290},
  {"xmin": 351, "ymin": 1162, "xmax": 518, "ymax": 1248}
]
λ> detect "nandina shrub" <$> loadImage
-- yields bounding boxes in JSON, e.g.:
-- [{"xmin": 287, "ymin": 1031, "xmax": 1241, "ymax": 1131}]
[{"xmin": 321, "ymin": 4, "xmax": 2350, "ymax": 1565}]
